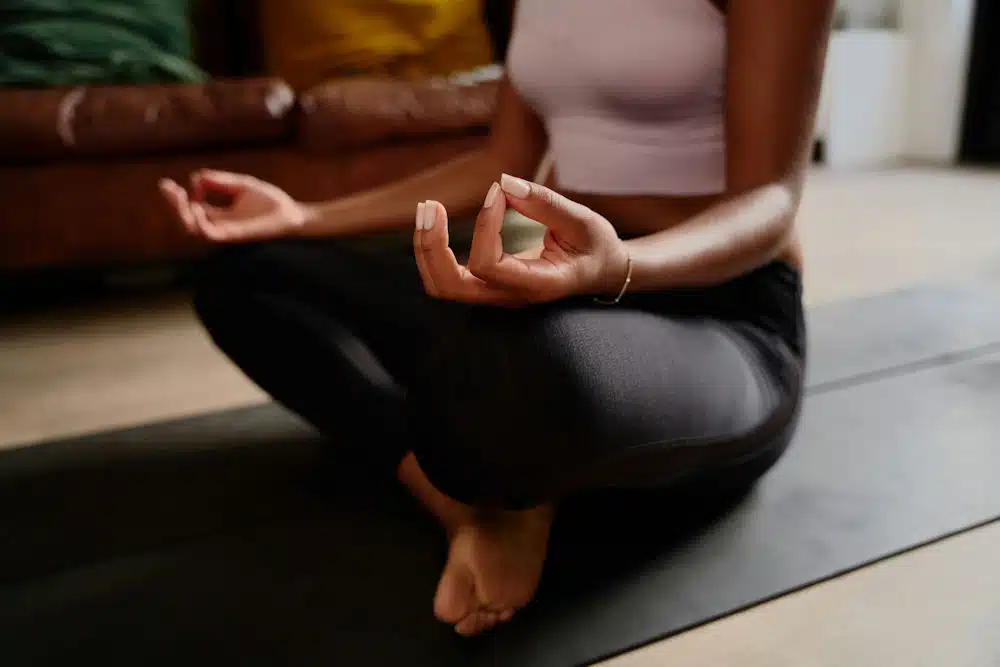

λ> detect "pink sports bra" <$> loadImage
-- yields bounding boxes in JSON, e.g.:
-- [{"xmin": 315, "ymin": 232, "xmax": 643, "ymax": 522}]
[{"xmin": 507, "ymin": 0, "xmax": 726, "ymax": 196}]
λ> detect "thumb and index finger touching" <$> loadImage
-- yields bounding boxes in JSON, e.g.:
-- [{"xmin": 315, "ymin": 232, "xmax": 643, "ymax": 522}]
[
  {"xmin": 468, "ymin": 173, "xmax": 603, "ymax": 259},
  {"xmin": 158, "ymin": 170, "xmax": 258, "ymax": 206},
  {"xmin": 467, "ymin": 174, "xmax": 600, "ymax": 292},
  {"xmin": 192, "ymin": 169, "xmax": 259, "ymax": 198},
  {"xmin": 159, "ymin": 169, "xmax": 262, "ymax": 227},
  {"xmin": 496, "ymin": 173, "xmax": 602, "ymax": 244},
  {"xmin": 191, "ymin": 170, "xmax": 261, "ymax": 221}
]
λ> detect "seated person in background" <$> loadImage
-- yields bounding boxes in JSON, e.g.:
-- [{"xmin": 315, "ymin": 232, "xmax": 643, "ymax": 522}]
[
  {"xmin": 161, "ymin": 0, "xmax": 834, "ymax": 638},
  {"xmin": 259, "ymin": 0, "xmax": 494, "ymax": 90}
]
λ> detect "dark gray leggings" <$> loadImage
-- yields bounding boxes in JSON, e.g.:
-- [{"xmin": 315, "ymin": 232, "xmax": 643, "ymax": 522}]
[{"xmin": 194, "ymin": 234, "xmax": 805, "ymax": 509}]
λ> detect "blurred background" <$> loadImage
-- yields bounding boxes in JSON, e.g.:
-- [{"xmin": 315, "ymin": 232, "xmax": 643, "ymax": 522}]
[
  {"xmin": 1, "ymin": 0, "xmax": 998, "ymax": 452},
  {"xmin": 0, "ymin": 0, "xmax": 997, "ymax": 465}
]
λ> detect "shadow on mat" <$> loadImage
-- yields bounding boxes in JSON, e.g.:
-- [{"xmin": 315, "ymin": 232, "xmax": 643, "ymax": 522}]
[{"xmin": 0, "ymin": 431, "xmax": 754, "ymax": 667}]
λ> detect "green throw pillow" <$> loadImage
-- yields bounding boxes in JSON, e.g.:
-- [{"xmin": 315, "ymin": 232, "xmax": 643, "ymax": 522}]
[{"xmin": 0, "ymin": 0, "xmax": 206, "ymax": 87}]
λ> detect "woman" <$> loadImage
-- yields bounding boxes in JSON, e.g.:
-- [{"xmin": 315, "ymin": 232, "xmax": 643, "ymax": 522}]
[{"xmin": 161, "ymin": 0, "xmax": 834, "ymax": 638}]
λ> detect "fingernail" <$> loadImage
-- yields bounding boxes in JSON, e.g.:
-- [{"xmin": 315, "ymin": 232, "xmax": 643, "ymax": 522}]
[
  {"xmin": 424, "ymin": 201, "xmax": 438, "ymax": 231},
  {"xmin": 416, "ymin": 202, "xmax": 425, "ymax": 230},
  {"xmin": 483, "ymin": 182, "xmax": 500, "ymax": 209},
  {"xmin": 500, "ymin": 173, "xmax": 531, "ymax": 199}
]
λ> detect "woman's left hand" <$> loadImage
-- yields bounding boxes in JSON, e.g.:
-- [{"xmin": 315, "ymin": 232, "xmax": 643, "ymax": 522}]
[{"xmin": 414, "ymin": 175, "xmax": 629, "ymax": 306}]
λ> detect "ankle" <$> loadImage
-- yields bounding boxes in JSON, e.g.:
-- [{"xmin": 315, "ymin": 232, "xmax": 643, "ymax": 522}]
[{"xmin": 397, "ymin": 452, "xmax": 475, "ymax": 531}]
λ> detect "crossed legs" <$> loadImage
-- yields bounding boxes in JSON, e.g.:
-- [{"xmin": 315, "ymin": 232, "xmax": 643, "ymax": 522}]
[{"xmin": 194, "ymin": 236, "xmax": 799, "ymax": 635}]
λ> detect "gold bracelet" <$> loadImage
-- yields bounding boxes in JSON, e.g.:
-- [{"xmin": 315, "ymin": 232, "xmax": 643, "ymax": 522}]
[{"xmin": 593, "ymin": 253, "xmax": 633, "ymax": 306}]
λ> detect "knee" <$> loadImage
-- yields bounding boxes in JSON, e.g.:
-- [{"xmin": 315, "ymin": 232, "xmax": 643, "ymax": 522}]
[
  {"xmin": 192, "ymin": 242, "xmax": 270, "ymax": 299},
  {"xmin": 191, "ymin": 242, "xmax": 302, "ymax": 347},
  {"xmin": 190, "ymin": 246, "xmax": 253, "ymax": 336},
  {"xmin": 191, "ymin": 240, "xmax": 314, "ymax": 328}
]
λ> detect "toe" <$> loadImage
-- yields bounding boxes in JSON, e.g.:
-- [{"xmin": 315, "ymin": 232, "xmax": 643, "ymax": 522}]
[
  {"xmin": 484, "ymin": 611, "xmax": 504, "ymax": 630},
  {"xmin": 485, "ymin": 602, "xmax": 515, "ymax": 624},
  {"xmin": 480, "ymin": 610, "xmax": 500, "ymax": 632},
  {"xmin": 434, "ymin": 561, "xmax": 477, "ymax": 624},
  {"xmin": 455, "ymin": 613, "xmax": 482, "ymax": 637}
]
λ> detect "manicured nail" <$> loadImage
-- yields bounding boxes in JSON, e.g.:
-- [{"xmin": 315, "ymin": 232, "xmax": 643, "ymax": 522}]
[
  {"xmin": 500, "ymin": 173, "xmax": 531, "ymax": 199},
  {"xmin": 483, "ymin": 182, "xmax": 500, "ymax": 209},
  {"xmin": 416, "ymin": 202, "xmax": 425, "ymax": 230},
  {"xmin": 423, "ymin": 201, "xmax": 437, "ymax": 231}
]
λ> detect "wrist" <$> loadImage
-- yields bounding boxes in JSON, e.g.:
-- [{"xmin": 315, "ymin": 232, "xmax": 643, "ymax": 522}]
[
  {"xmin": 620, "ymin": 238, "xmax": 690, "ymax": 293},
  {"xmin": 282, "ymin": 202, "xmax": 311, "ymax": 238},
  {"xmin": 294, "ymin": 199, "xmax": 346, "ymax": 238},
  {"xmin": 295, "ymin": 201, "xmax": 314, "ymax": 228},
  {"xmin": 593, "ymin": 244, "xmax": 633, "ymax": 303}
]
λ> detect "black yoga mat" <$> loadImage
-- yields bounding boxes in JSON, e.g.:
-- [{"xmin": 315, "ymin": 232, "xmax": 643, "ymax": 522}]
[{"xmin": 3, "ymin": 283, "xmax": 1000, "ymax": 667}]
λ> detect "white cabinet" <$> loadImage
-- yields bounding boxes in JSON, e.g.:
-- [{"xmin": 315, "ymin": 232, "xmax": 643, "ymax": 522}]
[
  {"xmin": 818, "ymin": 30, "xmax": 910, "ymax": 168},
  {"xmin": 816, "ymin": 0, "xmax": 978, "ymax": 167}
]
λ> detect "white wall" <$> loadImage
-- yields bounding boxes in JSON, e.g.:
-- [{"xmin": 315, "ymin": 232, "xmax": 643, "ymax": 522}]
[{"xmin": 900, "ymin": 0, "xmax": 978, "ymax": 163}]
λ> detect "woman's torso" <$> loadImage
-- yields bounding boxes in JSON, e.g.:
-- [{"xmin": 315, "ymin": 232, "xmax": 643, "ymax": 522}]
[{"xmin": 507, "ymin": 0, "xmax": 803, "ymax": 270}]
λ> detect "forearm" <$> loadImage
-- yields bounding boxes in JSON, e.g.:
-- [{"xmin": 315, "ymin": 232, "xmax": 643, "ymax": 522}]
[
  {"xmin": 296, "ymin": 148, "xmax": 502, "ymax": 238},
  {"xmin": 623, "ymin": 183, "xmax": 797, "ymax": 292}
]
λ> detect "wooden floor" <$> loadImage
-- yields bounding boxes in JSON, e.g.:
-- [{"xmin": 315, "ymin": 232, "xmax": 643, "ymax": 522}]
[
  {"xmin": 604, "ymin": 521, "xmax": 1000, "ymax": 667},
  {"xmin": 3, "ymin": 166, "xmax": 1000, "ymax": 665}
]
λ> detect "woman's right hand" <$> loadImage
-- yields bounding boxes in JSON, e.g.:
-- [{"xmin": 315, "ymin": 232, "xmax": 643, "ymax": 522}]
[{"xmin": 159, "ymin": 170, "xmax": 309, "ymax": 243}]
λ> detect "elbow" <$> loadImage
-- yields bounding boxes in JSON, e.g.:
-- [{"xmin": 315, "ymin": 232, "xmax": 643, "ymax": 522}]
[
  {"xmin": 772, "ymin": 181, "xmax": 798, "ymax": 238},
  {"xmin": 750, "ymin": 182, "xmax": 798, "ymax": 256},
  {"xmin": 759, "ymin": 180, "xmax": 797, "ymax": 218}
]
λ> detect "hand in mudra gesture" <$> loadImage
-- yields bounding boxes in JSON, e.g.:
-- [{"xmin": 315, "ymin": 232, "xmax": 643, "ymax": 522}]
[
  {"xmin": 414, "ymin": 175, "xmax": 630, "ymax": 306},
  {"xmin": 159, "ymin": 170, "xmax": 306, "ymax": 243}
]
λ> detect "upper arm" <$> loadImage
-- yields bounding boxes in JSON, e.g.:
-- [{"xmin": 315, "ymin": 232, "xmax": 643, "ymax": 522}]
[
  {"xmin": 725, "ymin": 0, "xmax": 836, "ymax": 198},
  {"xmin": 485, "ymin": 0, "xmax": 549, "ymax": 180},
  {"xmin": 487, "ymin": 78, "xmax": 549, "ymax": 179}
]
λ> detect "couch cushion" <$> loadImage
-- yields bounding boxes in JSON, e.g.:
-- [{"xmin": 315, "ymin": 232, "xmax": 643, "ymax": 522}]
[
  {"xmin": 0, "ymin": 78, "xmax": 295, "ymax": 161},
  {"xmin": 298, "ymin": 75, "xmax": 499, "ymax": 153}
]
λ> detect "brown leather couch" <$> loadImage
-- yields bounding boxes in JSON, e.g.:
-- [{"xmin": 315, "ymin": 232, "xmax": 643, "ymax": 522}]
[{"xmin": 0, "ymin": 0, "xmax": 502, "ymax": 273}]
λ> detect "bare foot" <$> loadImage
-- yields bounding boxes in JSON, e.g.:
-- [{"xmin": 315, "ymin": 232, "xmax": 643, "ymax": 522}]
[
  {"xmin": 397, "ymin": 452, "xmax": 554, "ymax": 636},
  {"xmin": 433, "ymin": 505, "xmax": 554, "ymax": 636}
]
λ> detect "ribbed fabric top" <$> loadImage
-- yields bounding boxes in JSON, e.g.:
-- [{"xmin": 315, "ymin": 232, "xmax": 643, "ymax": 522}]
[{"xmin": 507, "ymin": 0, "xmax": 726, "ymax": 196}]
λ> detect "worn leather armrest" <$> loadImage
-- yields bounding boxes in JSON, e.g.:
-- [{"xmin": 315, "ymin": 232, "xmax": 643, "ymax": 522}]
[{"xmin": 0, "ymin": 78, "xmax": 295, "ymax": 161}]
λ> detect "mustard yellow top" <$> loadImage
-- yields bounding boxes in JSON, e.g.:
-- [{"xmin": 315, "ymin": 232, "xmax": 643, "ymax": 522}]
[{"xmin": 260, "ymin": 0, "xmax": 493, "ymax": 91}]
